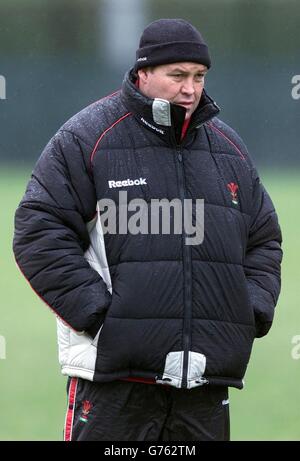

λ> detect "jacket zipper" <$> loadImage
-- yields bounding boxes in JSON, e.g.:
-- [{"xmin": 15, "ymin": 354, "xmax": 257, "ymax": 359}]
[
  {"xmin": 175, "ymin": 148, "xmax": 193, "ymax": 389},
  {"xmin": 171, "ymin": 116, "xmax": 216, "ymax": 388}
]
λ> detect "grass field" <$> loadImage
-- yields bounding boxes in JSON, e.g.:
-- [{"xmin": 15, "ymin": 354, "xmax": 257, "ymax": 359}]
[{"xmin": 1, "ymin": 166, "xmax": 299, "ymax": 441}]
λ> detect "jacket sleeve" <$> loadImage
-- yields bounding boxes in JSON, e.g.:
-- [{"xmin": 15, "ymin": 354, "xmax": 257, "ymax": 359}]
[
  {"xmin": 244, "ymin": 168, "xmax": 283, "ymax": 338},
  {"xmin": 13, "ymin": 129, "xmax": 111, "ymax": 337}
]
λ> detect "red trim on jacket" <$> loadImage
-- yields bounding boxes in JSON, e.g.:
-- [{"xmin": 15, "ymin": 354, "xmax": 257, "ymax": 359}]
[
  {"xmin": 120, "ymin": 377, "xmax": 156, "ymax": 385},
  {"xmin": 90, "ymin": 112, "xmax": 132, "ymax": 167},
  {"xmin": 207, "ymin": 121, "xmax": 246, "ymax": 160}
]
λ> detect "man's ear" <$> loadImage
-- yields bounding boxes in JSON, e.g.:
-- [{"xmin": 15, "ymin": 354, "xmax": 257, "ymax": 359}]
[{"xmin": 137, "ymin": 68, "xmax": 149, "ymax": 84}]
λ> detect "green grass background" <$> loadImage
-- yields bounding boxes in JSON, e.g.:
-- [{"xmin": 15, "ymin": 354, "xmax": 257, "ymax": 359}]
[{"xmin": 1, "ymin": 166, "xmax": 299, "ymax": 441}]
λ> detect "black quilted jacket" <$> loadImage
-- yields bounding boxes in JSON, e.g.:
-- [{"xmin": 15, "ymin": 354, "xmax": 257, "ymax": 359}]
[{"xmin": 13, "ymin": 70, "xmax": 282, "ymax": 389}]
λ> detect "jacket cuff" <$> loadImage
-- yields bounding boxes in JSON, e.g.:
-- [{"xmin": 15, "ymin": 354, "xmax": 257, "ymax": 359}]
[
  {"xmin": 255, "ymin": 320, "xmax": 272, "ymax": 338},
  {"xmin": 247, "ymin": 281, "xmax": 275, "ymax": 338}
]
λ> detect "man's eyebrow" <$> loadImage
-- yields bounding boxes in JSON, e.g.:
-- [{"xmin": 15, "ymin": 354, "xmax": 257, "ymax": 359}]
[{"xmin": 168, "ymin": 68, "xmax": 207, "ymax": 74}]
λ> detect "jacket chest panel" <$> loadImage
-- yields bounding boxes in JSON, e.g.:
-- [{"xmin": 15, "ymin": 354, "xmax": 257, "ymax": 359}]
[
  {"xmin": 92, "ymin": 143, "xmax": 252, "ymax": 217},
  {"xmin": 93, "ymin": 146, "xmax": 181, "ymax": 203},
  {"xmin": 180, "ymin": 149, "xmax": 252, "ymax": 212}
]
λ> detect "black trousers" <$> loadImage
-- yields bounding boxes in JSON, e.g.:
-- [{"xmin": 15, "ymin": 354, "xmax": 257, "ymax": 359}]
[{"xmin": 64, "ymin": 378, "xmax": 230, "ymax": 441}]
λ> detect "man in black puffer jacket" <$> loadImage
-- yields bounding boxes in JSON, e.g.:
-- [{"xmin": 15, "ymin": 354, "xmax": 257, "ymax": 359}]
[{"xmin": 13, "ymin": 19, "xmax": 282, "ymax": 441}]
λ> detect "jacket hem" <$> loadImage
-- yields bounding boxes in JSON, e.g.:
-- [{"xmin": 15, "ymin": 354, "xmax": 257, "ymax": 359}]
[{"xmin": 62, "ymin": 366, "xmax": 244, "ymax": 389}]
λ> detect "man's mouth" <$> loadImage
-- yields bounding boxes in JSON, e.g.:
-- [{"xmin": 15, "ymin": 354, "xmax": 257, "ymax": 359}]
[{"xmin": 177, "ymin": 102, "xmax": 194, "ymax": 108}]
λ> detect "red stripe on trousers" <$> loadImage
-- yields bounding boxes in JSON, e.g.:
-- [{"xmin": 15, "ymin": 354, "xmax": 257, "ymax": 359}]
[{"xmin": 64, "ymin": 377, "xmax": 78, "ymax": 442}]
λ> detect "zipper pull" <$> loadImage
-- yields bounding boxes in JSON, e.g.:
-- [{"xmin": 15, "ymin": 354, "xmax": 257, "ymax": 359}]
[
  {"xmin": 195, "ymin": 378, "xmax": 209, "ymax": 385},
  {"xmin": 177, "ymin": 152, "xmax": 182, "ymax": 162},
  {"xmin": 155, "ymin": 376, "xmax": 172, "ymax": 385}
]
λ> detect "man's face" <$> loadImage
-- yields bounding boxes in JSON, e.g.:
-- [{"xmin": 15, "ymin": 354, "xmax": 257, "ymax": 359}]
[{"xmin": 138, "ymin": 62, "xmax": 208, "ymax": 119}]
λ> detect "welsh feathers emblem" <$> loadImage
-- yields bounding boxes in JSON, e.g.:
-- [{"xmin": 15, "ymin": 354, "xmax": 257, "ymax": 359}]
[
  {"xmin": 79, "ymin": 400, "xmax": 93, "ymax": 423},
  {"xmin": 227, "ymin": 182, "xmax": 239, "ymax": 205}
]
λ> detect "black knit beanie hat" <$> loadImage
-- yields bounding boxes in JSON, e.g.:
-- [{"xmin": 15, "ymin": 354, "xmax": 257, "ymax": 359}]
[{"xmin": 135, "ymin": 18, "xmax": 211, "ymax": 71}]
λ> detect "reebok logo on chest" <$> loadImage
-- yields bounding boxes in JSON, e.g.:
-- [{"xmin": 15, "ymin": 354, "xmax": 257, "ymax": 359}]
[{"xmin": 108, "ymin": 178, "xmax": 147, "ymax": 188}]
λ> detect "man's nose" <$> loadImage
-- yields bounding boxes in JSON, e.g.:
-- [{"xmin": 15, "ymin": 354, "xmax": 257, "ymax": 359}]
[{"xmin": 181, "ymin": 79, "xmax": 195, "ymax": 95}]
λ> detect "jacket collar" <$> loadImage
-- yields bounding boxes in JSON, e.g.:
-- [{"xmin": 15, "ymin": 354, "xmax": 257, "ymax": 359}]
[{"xmin": 121, "ymin": 68, "xmax": 220, "ymax": 144}]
